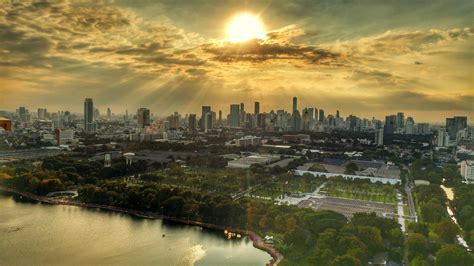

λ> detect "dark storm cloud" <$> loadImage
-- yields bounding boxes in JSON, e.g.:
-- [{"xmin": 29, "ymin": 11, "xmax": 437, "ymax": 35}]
[
  {"xmin": 202, "ymin": 39, "xmax": 339, "ymax": 63},
  {"xmin": 379, "ymin": 91, "xmax": 474, "ymax": 111}
]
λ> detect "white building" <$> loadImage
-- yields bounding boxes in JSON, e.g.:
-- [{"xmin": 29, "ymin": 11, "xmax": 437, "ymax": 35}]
[
  {"xmin": 436, "ymin": 128, "xmax": 449, "ymax": 147},
  {"xmin": 375, "ymin": 128, "xmax": 383, "ymax": 146},
  {"xmin": 294, "ymin": 170, "xmax": 401, "ymax": 185},
  {"xmin": 236, "ymin": 136, "xmax": 261, "ymax": 147},
  {"xmin": 460, "ymin": 160, "xmax": 474, "ymax": 184}
]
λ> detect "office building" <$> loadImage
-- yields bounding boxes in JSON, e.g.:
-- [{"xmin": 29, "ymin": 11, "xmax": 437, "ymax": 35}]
[
  {"xmin": 137, "ymin": 107, "xmax": 151, "ymax": 127},
  {"xmin": 396, "ymin": 112, "xmax": 405, "ymax": 129},
  {"xmin": 200, "ymin": 106, "xmax": 211, "ymax": 130},
  {"xmin": 84, "ymin": 98, "xmax": 95, "ymax": 133},
  {"xmin": 375, "ymin": 128, "xmax": 384, "ymax": 146},
  {"xmin": 292, "ymin": 97, "xmax": 298, "ymax": 113},
  {"xmin": 229, "ymin": 104, "xmax": 240, "ymax": 128},
  {"xmin": 318, "ymin": 109, "xmax": 325, "ymax": 123},
  {"xmin": 436, "ymin": 128, "xmax": 449, "ymax": 147},
  {"xmin": 446, "ymin": 116, "xmax": 467, "ymax": 140},
  {"xmin": 384, "ymin": 115, "xmax": 397, "ymax": 134},
  {"xmin": 254, "ymin": 102, "xmax": 260, "ymax": 115},
  {"xmin": 417, "ymin": 123, "xmax": 430, "ymax": 135},
  {"xmin": 460, "ymin": 160, "xmax": 474, "ymax": 183},
  {"xmin": 188, "ymin": 114, "xmax": 196, "ymax": 132}
]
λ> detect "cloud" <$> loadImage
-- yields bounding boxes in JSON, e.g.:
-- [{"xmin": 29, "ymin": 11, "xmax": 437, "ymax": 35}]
[{"xmin": 202, "ymin": 39, "xmax": 339, "ymax": 63}]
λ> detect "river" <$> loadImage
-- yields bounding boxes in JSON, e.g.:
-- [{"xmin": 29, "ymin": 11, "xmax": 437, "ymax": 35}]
[{"xmin": 0, "ymin": 194, "xmax": 270, "ymax": 265}]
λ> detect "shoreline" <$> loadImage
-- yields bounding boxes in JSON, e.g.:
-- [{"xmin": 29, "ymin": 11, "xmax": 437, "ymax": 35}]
[{"xmin": 0, "ymin": 186, "xmax": 283, "ymax": 265}]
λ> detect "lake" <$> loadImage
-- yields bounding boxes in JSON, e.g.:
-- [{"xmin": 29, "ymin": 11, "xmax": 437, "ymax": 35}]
[{"xmin": 0, "ymin": 194, "xmax": 270, "ymax": 265}]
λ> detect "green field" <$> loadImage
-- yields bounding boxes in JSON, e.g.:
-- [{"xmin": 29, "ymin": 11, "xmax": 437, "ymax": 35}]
[{"xmin": 320, "ymin": 179, "xmax": 398, "ymax": 204}]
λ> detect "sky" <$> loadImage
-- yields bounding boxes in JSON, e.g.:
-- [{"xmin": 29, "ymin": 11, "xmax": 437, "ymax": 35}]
[{"xmin": 0, "ymin": 0, "xmax": 473, "ymax": 123}]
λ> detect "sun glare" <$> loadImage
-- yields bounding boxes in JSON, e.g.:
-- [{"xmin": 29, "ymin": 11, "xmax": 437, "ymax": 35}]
[{"xmin": 226, "ymin": 14, "xmax": 266, "ymax": 42}]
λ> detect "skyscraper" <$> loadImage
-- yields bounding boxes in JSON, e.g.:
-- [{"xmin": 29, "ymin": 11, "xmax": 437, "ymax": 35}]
[
  {"xmin": 375, "ymin": 128, "xmax": 384, "ymax": 146},
  {"xmin": 107, "ymin": 107, "xmax": 111, "ymax": 120},
  {"xmin": 292, "ymin": 97, "xmax": 298, "ymax": 113},
  {"xmin": 204, "ymin": 112, "xmax": 212, "ymax": 132},
  {"xmin": 84, "ymin": 98, "xmax": 95, "ymax": 133},
  {"xmin": 437, "ymin": 128, "xmax": 448, "ymax": 147},
  {"xmin": 396, "ymin": 112, "xmax": 405, "ymax": 129},
  {"xmin": 239, "ymin": 103, "xmax": 245, "ymax": 126},
  {"xmin": 384, "ymin": 115, "xmax": 397, "ymax": 134},
  {"xmin": 446, "ymin": 116, "xmax": 467, "ymax": 140},
  {"xmin": 188, "ymin": 114, "xmax": 196, "ymax": 132},
  {"xmin": 229, "ymin": 104, "xmax": 240, "ymax": 128},
  {"xmin": 137, "ymin": 107, "xmax": 150, "ymax": 127},
  {"xmin": 318, "ymin": 109, "xmax": 325, "ymax": 123},
  {"xmin": 200, "ymin": 106, "xmax": 211, "ymax": 130},
  {"xmin": 254, "ymin": 102, "xmax": 260, "ymax": 115}
]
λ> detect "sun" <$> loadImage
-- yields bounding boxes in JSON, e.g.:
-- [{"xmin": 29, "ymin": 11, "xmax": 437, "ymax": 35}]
[{"xmin": 226, "ymin": 13, "xmax": 266, "ymax": 42}]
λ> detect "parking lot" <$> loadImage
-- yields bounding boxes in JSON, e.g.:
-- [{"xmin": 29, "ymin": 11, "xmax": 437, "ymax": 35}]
[{"xmin": 298, "ymin": 196, "xmax": 396, "ymax": 218}]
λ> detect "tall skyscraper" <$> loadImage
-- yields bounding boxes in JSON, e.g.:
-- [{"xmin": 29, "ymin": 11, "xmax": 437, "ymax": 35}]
[
  {"xmin": 336, "ymin": 110, "xmax": 340, "ymax": 118},
  {"xmin": 254, "ymin": 102, "xmax": 260, "ymax": 115},
  {"xmin": 200, "ymin": 106, "xmax": 211, "ymax": 130},
  {"xmin": 188, "ymin": 114, "xmax": 196, "ymax": 132},
  {"xmin": 84, "ymin": 98, "xmax": 95, "ymax": 133},
  {"xmin": 204, "ymin": 112, "xmax": 212, "ymax": 132},
  {"xmin": 239, "ymin": 103, "xmax": 245, "ymax": 126},
  {"xmin": 437, "ymin": 128, "xmax": 448, "ymax": 147},
  {"xmin": 107, "ymin": 107, "xmax": 111, "ymax": 120},
  {"xmin": 229, "ymin": 104, "xmax": 240, "ymax": 128},
  {"xmin": 375, "ymin": 128, "xmax": 384, "ymax": 146},
  {"xmin": 384, "ymin": 115, "xmax": 397, "ymax": 134},
  {"xmin": 137, "ymin": 107, "xmax": 150, "ymax": 127},
  {"xmin": 37, "ymin": 108, "xmax": 46, "ymax": 120},
  {"xmin": 318, "ymin": 109, "xmax": 325, "ymax": 123},
  {"xmin": 292, "ymin": 97, "xmax": 298, "ymax": 113},
  {"xmin": 446, "ymin": 116, "xmax": 467, "ymax": 140},
  {"xmin": 396, "ymin": 112, "xmax": 405, "ymax": 129}
]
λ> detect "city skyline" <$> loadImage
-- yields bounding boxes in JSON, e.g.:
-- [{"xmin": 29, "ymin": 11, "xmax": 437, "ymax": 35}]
[{"xmin": 0, "ymin": 1, "xmax": 473, "ymax": 122}]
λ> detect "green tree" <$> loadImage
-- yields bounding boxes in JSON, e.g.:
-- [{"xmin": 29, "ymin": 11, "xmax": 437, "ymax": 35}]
[
  {"xmin": 435, "ymin": 245, "xmax": 473, "ymax": 266},
  {"xmin": 434, "ymin": 220, "xmax": 460, "ymax": 243},
  {"xmin": 330, "ymin": 255, "xmax": 361, "ymax": 266},
  {"xmin": 408, "ymin": 233, "xmax": 428, "ymax": 259}
]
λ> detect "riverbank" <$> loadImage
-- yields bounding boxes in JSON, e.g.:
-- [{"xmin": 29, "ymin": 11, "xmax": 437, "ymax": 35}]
[{"xmin": 0, "ymin": 186, "xmax": 283, "ymax": 265}]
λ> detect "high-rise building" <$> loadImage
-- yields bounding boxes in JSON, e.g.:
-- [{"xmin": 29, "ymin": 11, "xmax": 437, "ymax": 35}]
[
  {"xmin": 37, "ymin": 108, "xmax": 46, "ymax": 120},
  {"xmin": 292, "ymin": 97, "xmax": 298, "ymax": 113},
  {"xmin": 107, "ymin": 107, "xmax": 111, "ymax": 120},
  {"xmin": 318, "ymin": 109, "xmax": 325, "ymax": 123},
  {"xmin": 460, "ymin": 160, "xmax": 474, "ymax": 183},
  {"xmin": 137, "ymin": 107, "xmax": 151, "ymax": 127},
  {"xmin": 436, "ymin": 128, "xmax": 448, "ymax": 147},
  {"xmin": 239, "ymin": 103, "xmax": 245, "ymax": 127},
  {"xmin": 254, "ymin": 102, "xmax": 260, "ymax": 115},
  {"xmin": 336, "ymin": 110, "xmax": 340, "ymax": 118},
  {"xmin": 229, "ymin": 104, "xmax": 240, "ymax": 128},
  {"xmin": 204, "ymin": 112, "xmax": 212, "ymax": 132},
  {"xmin": 84, "ymin": 98, "xmax": 95, "ymax": 133},
  {"xmin": 291, "ymin": 110, "xmax": 301, "ymax": 131},
  {"xmin": 257, "ymin": 113, "xmax": 266, "ymax": 128},
  {"xmin": 446, "ymin": 116, "xmax": 467, "ymax": 140},
  {"xmin": 384, "ymin": 115, "xmax": 397, "ymax": 134},
  {"xmin": 405, "ymin": 117, "xmax": 415, "ymax": 134},
  {"xmin": 375, "ymin": 128, "xmax": 384, "ymax": 146},
  {"xmin": 417, "ymin": 123, "xmax": 430, "ymax": 135},
  {"xmin": 168, "ymin": 113, "xmax": 180, "ymax": 129},
  {"xmin": 200, "ymin": 106, "xmax": 211, "ymax": 130},
  {"xmin": 218, "ymin": 110, "xmax": 222, "ymax": 123},
  {"xmin": 302, "ymin": 108, "xmax": 312, "ymax": 130},
  {"xmin": 396, "ymin": 112, "xmax": 405, "ymax": 129},
  {"xmin": 188, "ymin": 114, "xmax": 196, "ymax": 132}
]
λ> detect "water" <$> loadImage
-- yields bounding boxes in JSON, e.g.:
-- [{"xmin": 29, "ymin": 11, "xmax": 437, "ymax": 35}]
[{"xmin": 0, "ymin": 194, "xmax": 270, "ymax": 265}]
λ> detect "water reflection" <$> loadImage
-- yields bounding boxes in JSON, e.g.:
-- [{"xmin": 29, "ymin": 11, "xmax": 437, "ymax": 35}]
[{"xmin": 0, "ymin": 193, "xmax": 269, "ymax": 265}]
